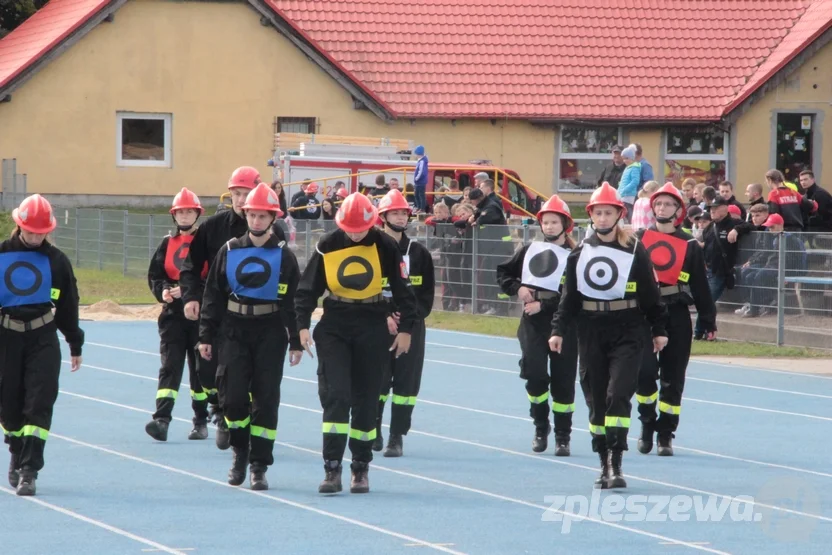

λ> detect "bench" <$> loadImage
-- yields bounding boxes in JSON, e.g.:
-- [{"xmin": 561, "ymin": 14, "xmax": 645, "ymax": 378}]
[{"xmin": 784, "ymin": 276, "xmax": 832, "ymax": 315}]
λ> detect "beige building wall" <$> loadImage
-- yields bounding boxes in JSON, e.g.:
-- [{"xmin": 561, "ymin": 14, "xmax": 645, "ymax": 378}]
[
  {"xmin": 0, "ymin": 0, "xmax": 554, "ymax": 201},
  {"xmin": 734, "ymin": 39, "xmax": 832, "ymax": 189}
]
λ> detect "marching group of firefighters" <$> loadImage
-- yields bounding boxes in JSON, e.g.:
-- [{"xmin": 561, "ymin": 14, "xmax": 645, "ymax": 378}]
[{"xmin": 1, "ymin": 166, "xmax": 717, "ymax": 497}]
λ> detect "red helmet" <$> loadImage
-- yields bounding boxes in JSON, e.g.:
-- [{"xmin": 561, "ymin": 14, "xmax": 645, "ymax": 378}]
[
  {"xmin": 336, "ymin": 192, "xmax": 378, "ymax": 233},
  {"xmin": 377, "ymin": 189, "xmax": 411, "ymax": 215},
  {"xmin": 228, "ymin": 166, "xmax": 261, "ymax": 190},
  {"xmin": 242, "ymin": 183, "xmax": 284, "ymax": 216},
  {"xmin": 306, "ymin": 182, "xmax": 319, "ymax": 194},
  {"xmin": 586, "ymin": 182, "xmax": 625, "ymax": 216},
  {"xmin": 536, "ymin": 195, "xmax": 573, "ymax": 233},
  {"xmin": 170, "ymin": 187, "xmax": 204, "ymax": 215},
  {"xmin": 13, "ymin": 194, "xmax": 57, "ymax": 234},
  {"xmin": 335, "ymin": 187, "xmax": 348, "ymax": 199},
  {"xmin": 650, "ymin": 182, "xmax": 686, "ymax": 226}
]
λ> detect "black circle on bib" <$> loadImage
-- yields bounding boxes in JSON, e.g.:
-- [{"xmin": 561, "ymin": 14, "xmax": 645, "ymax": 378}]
[
  {"xmin": 337, "ymin": 256, "xmax": 374, "ymax": 291},
  {"xmin": 646, "ymin": 240, "xmax": 676, "ymax": 272},
  {"xmin": 583, "ymin": 256, "xmax": 618, "ymax": 291},
  {"xmin": 5, "ymin": 261, "xmax": 43, "ymax": 296},
  {"xmin": 172, "ymin": 243, "xmax": 190, "ymax": 271},
  {"xmin": 528, "ymin": 248, "xmax": 558, "ymax": 278},
  {"xmin": 235, "ymin": 257, "xmax": 271, "ymax": 289}
]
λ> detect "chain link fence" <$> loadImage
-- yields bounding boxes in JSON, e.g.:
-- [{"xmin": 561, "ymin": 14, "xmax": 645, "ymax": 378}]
[{"xmin": 48, "ymin": 208, "xmax": 832, "ymax": 350}]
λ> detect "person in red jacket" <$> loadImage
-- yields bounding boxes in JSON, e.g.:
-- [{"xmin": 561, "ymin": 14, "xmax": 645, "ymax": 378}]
[
  {"xmin": 145, "ymin": 188, "xmax": 210, "ymax": 442},
  {"xmin": 765, "ymin": 169, "xmax": 817, "ymax": 231}
]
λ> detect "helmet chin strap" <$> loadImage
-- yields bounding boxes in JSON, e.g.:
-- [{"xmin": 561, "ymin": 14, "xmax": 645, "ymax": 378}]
[
  {"xmin": 384, "ymin": 219, "xmax": 408, "ymax": 233},
  {"xmin": 249, "ymin": 228, "xmax": 269, "ymax": 237},
  {"xmin": 172, "ymin": 214, "xmax": 199, "ymax": 232},
  {"xmin": 543, "ymin": 230, "xmax": 564, "ymax": 242},
  {"xmin": 592, "ymin": 216, "xmax": 621, "ymax": 236},
  {"xmin": 655, "ymin": 216, "xmax": 675, "ymax": 224}
]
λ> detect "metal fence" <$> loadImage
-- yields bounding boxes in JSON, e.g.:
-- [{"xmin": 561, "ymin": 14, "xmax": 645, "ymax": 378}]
[
  {"xmin": 1, "ymin": 159, "xmax": 28, "ymax": 211},
  {"xmin": 48, "ymin": 208, "xmax": 832, "ymax": 349}
]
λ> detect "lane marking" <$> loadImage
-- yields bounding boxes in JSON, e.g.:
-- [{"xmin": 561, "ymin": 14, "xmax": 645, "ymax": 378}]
[{"xmin": 0, "ymin": 487, "xmax": 188, "ymax": 555}]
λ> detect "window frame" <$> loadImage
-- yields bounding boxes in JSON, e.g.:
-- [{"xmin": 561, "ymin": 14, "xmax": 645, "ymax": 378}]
[
  {"xmin": 116, "ymin": 112, "xmax": 172, "ymax": 168},
  {"xmin": 557, "ymin": 125, "xmax": 624, "ymax": 193},
  {"xmin": 275, "ymin": 116, "xmax": 318, "ymax": 134},
  {"xmin": 663, "ymin": 127, "xmax": 729, "ymax": 185}
]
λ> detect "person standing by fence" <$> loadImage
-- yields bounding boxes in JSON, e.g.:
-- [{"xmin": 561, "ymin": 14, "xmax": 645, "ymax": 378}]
[
  {"xmin": 1, "ymin": 194, "xmax": 84, "ymax": 496},
  {"xmin": 145, "ymin": 188, "xmax": 210, "ymax": 442}
]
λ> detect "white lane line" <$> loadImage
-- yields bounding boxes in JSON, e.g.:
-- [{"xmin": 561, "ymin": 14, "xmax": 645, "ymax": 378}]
[
  {"xmin": 0, "ymin": 487, "xmax": 189, "ymax": 555},
  {"xmin": 57, "ymin": 391, "xmax": 728, "ymax": 554}
]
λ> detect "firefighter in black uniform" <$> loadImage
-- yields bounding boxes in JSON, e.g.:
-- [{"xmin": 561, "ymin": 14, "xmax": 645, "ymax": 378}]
[
  {"xmin": 549, "ymin": 183, "xmax": 668, "ymax": 490},
  {"xmin": 145, "ymin": 188, "xmax": 211, "ymax": 442},
  {"xmin": 295, "ymin": 192, "xmax": 418, "ymax": 495},
  {"xmin": 373, "ymin": 189, "xmax": 434, "ymax": 458},
  {"xmin": 497, "ymin": 195, "xmax": 578, "ymax": 456},
  {"xmin": 180, "ymin": 166, "xmax": 285, "ymax": 451},
  {"xmin": 635, "ymin": 183, "xmax": 716, "ymax": 456},
  {"xmin": 1, "ymin": 194, "xmax": 84, "ymax": 496},
  {"xmin": 198, "ymin": 183, "xmax": 303, "ymax": 490}
]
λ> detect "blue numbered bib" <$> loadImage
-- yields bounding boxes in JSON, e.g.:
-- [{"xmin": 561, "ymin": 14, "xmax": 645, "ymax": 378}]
[
  {"xmin": 226, "ymin": 246, "xmax": 283, "ymax": 301},
  {"xmin": 0, "ymin": 251, "xmax": 53, "ymax": 307}
]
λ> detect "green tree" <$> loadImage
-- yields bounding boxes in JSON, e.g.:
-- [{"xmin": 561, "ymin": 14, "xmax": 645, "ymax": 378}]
[{"xmin": 0, "ymin": 0, "xmax": 49, "ymax": 39}]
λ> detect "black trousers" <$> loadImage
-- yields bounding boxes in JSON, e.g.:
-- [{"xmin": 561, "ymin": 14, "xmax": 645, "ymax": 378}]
[
  {"xmin": 377, "ymin": 319, "xmax": 426, "ymax": 436},
  {"xmin": 153, "ymin": 309, "xmax": 209, "ymax": 423},
  {"xmin": 315, "ymin": 313, "xmax": 388, "ymax": 466},
  {"xmin": 518, "ymin": 313, "xmax": 578, "ymax": 438},
  {"xmin": 216, "ymin": 315, "xmax": 288, "ymax": 467},
  {"xmin": 0, "ymin": 325, "xmax": 61, "ymax": 473},
  {"xmin": 578, "ymin": 315, "xmax": 647, "ymax": 452},
  {"xmin": 196, "ymin": 342, "xmax": 220, "ymax": 409},
  {"xmin": 637, "ymin": 303, "xmax": 692, "ymax": 435}
]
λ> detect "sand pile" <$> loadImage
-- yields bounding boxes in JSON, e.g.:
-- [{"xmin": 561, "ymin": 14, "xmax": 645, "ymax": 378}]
[{"xmin": 80, "ymin": 300, "xmax": 160, "ymax": 321}]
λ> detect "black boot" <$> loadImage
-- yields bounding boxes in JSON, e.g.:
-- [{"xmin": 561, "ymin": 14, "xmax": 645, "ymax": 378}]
[
  {"xmin": 145, "ymin": 419, "xmax": 169, "ymax": 442},
  {"xmin": 250, "ymin": 463, "xmax": 268, "ymax": 491},
  {"xmin": 16, "ymin": 468, "xmax": 36, "ymax": 496},
  {"xmin": 657, "ymin": 433, "xmax": 674, "ymax": 456},
  {"xmin": 606, "ymin": 450, "xmax": 627, "ymax": 489},
  {"xmin": 594, "ymin": 448, "xmax": 608, "ymax": 489},
  {"xmin": 637, "ymin": 423, "xmax": 654, "ymax": 454},
  {"xmin": 554, "ymin": 435, "xmax": 570, "ymax": 457},
  {"xmin": 383, "ymin": 433, "xmax": 403, "ymax": 458},
  {"xmin": 532, "ymin": 423, "xmax": 550, "ymax": 453},
  {"xmin": 350, "ymin": 461, "xmax": 370, "ymax": 494},
  {"xmin": 318, "ymin": 460, "xmax": 343, "ymax": 494},
  {"xmin": 8, "ymin": 454, "xmax": 19, "ymax": 489},
  {"xmin": 188, "ymin": 417, "xmax": 209, "ymax": 440},
  {"xmin": 227, "ymin": 446, "xmax": 249, "ymax": 486},
  {"xmin": 215, "ymin": 418, "xmax": 231, "ymax": 451}
]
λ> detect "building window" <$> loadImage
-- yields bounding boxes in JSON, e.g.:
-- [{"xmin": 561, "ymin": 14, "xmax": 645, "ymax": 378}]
[
  {"xmin": 664, "ymin": 127, "xmax": 727, "ymax": 187},
  {"xmin": 558, "ymin": 126, "xmax": 623, "ymax": 192},
  {"xmin": 116, "ymin": 112, "xmax": 172, "ymax": 167},
  {"xmin": 274, "ymin": 117, "xmax": 317, "ymax": 134}
]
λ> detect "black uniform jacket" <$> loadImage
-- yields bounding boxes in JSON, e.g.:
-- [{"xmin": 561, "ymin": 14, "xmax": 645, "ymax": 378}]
[{"xmin": 0, "ymin": 235, "xmax": 84, "ymax": 356}]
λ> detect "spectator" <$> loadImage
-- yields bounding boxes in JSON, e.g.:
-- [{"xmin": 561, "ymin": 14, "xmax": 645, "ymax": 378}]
[
  {"xmin": 687, "ymin": 206, "xmax": 704, "ymax": 240},
  {"xmin": 681, "ymin": 178, "xmax": 697, "ymax": 208},
  {"xmin": 744, "ymin": 183, "xmax": 766, "ymax": 220},
  {"xmin": 718, "ymin": 181, "xmax": 747, "ymax": 220},
  {"xmin": 388, "ymin": 177, "xmax": 401, "ymax": 191},
  {"xmin": 373, "ymin": 174, "xmax": 389, "ymax": 198},
  {"xmin": 270, "ymin": 180, "xmax": 288, "ymax": 219},
  {"xmin": 630, "ymin": 180, "xmax": 660, "ymax": 231},
  {"xmin": 290, "ymin": 182, "xmax": 321, "ymax": 221},
  {"xmin": 413, "ymin": 145, "xmax": 429, "ymax": 212},
  {"xmin": 693, "ymin": 182, "xmax": 707, "ymax": 206},
  {"xmin": 694, "ymin": 197, "xmax": 737, "ymax": 339},
  {"xmin": 290, "ymin": 179, "xmax": 311, "ymax": 205},
  {"xmin": 634, "ymin": 143, "xmax": 655, "ymax": 190},
  {"xmin": 320, "ymin": 198, "xmax": 336, "ymax": 221},
  {"xmin": 466, "ymin": 188, "xmax": 505, "ymax": 226},
  {"xmin": 479, "ymin": 179, "xmax": 504, "ymax": 220},
  {"xmin": 462, "ymin": 186, "xmax": 472, "ymax": 203},
  {"xmin": 798, "ymin": 170, "xmax": 832, "ymax": 231},
  {"xmin": 474, "ymin": 172, "xmax": 489, "ymax": 189},
  {"xmin": 441, "ymin": 179, "xmax": 463, "ymax": 210},
  {"xmin": 403, "ymin": 183, "xmax": 416, "ymax": 208},
  {"xmin": 765, "ymin": 169, "xmax": 817, "ymax": 231},
  {"xmin": 728, "ymin": 203, "xmax": 769, "ymax": 245},
  {"xmin": 617, "ymin": 145, "xmax": 641, "ymax": 219},
  {"xmin": 597, "ymin": 144, "xmax": 626, "ymax": 189}
]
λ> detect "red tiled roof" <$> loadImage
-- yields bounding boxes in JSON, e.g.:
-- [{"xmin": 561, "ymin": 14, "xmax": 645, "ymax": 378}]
[
  {"xmin": 270, "ymin": 0, "xmax": 828, "ymax": 120},
  {"xmin": 0, "ymin": 0, "xmax": 111, "ymax": 90},
  {"xmin": 724, "ymin": 0, "xmax": 832, "ymax": 114},
  {"xmin": 2, "ymin": 0, "xmax": 831, "ymax": 121}
]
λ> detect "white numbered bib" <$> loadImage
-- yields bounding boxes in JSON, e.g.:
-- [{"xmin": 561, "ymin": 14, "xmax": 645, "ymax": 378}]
[
  {"xmin": 576, "ymin": 244, "xmax": 635, "ymax": 300},
  {"xmin": 520, "ymin": 242, "xmax": 570, "ymax": 292}
]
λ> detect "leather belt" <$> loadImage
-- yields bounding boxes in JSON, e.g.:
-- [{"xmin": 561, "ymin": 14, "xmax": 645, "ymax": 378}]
[
  {"xmin": 535, "ymin": 290, "xmax": 559, "ymax": 300},
  {"xmin": 227, "ymin": 300, "xmax": 279, "ymax": 316},
  {"xmin": 0, "ymin": 312, "xmax": 55, "ymax": 332},
  {"xmin": 327, "ymin": 293, "xmax": 384, "ymax": 304},
  {"xmin": 581, "ymin": 299, "xmax": 638, "ymax": 312},
  {"xmin": 660, "ymin": 284, "xmax": 690, "ymax": 297}
]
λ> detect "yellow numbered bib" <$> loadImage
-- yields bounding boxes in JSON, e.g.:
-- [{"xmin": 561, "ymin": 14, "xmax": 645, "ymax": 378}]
[{"xmin": 323, "ymin": 245, "xmax": 383, "ymax": 300}]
